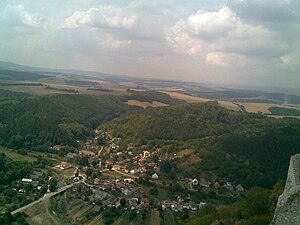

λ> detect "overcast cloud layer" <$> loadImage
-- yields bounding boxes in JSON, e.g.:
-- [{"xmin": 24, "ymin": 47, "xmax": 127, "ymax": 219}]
[{"xmin": 0, "ymin": 0, "xmax": 299, "ymax": 88}]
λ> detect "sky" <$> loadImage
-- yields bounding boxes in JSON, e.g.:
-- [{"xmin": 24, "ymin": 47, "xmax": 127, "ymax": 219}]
[{"xmin": 0, "ymin": 0, "xmax": 299, "ymax": 88}]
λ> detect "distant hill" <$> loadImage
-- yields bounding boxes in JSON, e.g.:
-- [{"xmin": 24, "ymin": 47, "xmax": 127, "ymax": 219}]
[{"xmin": 0, "ymin": 94, "xmax": 140, "ymax": 151}]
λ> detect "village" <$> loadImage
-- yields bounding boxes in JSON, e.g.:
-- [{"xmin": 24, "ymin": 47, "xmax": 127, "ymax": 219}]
[
  {"xmin": 3, "ymin": 128, "xmax": 248, "ymax": 225},
  {"xmin": 36, "ymin": 129, "xmax": 246, "ymax": 217}
]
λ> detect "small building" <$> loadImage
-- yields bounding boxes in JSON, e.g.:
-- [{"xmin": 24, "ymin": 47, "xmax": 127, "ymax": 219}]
[
  {"xmin": 225, "ymin": 182, "xmax": 234, "ymax": 191},
  {"xmin": 60, "ymin": 161, "xmax": 72, "ymax": 170},
  {"xmin": 94, "ymin": 178, "xmax": 101, "ymax": 184},
  {"xmin": 124, "ymin": 178, "xmax": 134, "ymax": 183},
  {"xmin": 79, "ymin": 150, "xmax": 96, "ymax": 156},
  {"xmin": 152, "ymin": 173, "xmax": 159, "ymax": 179},
  {"xmin": 122, "ymin": 188, "xmax": 133, "ymax": 196},
  {"xmin": 192, "ymin": 178, "xmax": 199, "ymax": 186},
  {"xmin": 52, "ymin": 145, "xmax": 62, "ymax": 151},
  {"xmin": 141, "ymin": 198, "xmax": 150, "ymax": 210},
  {"xmin": 199, "ymin": 202, "xmax": 207, "ymax": 208},
  {"xmin": 130, "ymin": 169, "xmax": 140, "ymax": 174},
  {"xmin": 214, "ymin": 182, "xmax": 221, "ymax": 188},
  {"xmin": 190, "ymin": 203, "xmax": 198, "ymax": 211},
  {"xmin": 200, "ymin": 178, "xmax": 209, "ymax": 187},
  {"xmin": 67, "ymin": 153, "xmax": 77, "ymax": 158},
  {"xmin": 236, "ymin": 184, "xmax": 245, "ymax": 192},
  {"xmin": 22, "ymin": 178, "xmax": 32, "ymax": 183},
  {"xmin": 143, "ymin": 151, "xmax": 151, "ymax": 158}
]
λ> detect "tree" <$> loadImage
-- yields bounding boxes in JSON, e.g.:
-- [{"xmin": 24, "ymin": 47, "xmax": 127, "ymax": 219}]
[
  {"xmin": 86, "ymin": 168, "xmax": 93, "ymax": 177},
  {"xmin": 120, "ymin": 198, "xmax": 127, "ymax": 207},
  {"xmin": 152, "ymin": 154, "xmax": 159, "ymax": 163},
  {"xmin": 0, "ymin": 154, "xmax": 5, "ymax": 171},
  {"xmin": 160, "ymin": 160, "xmax": 172, "ymax": 173},
  {"xmin": 49, "ymin": 178, "xmax": 57, "ymax": 192}
]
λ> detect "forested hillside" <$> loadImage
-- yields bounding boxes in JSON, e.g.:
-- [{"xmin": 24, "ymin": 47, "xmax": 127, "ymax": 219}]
[
  {"xmin": 102, "ymin": 103, "xmax": 300, "ymax": 188},
  {"xmin": 0, "ymin": 94, "xmax": 140, "ymax": 151}
]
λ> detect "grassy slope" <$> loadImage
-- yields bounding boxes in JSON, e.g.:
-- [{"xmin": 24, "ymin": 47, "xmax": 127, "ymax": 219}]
[{"xmin": 0, "ymin": 147, "xmax": 36, "ymax": 162}]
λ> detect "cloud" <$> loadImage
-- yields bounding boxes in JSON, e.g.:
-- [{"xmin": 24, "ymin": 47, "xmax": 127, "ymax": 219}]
[
  {"xmin": 228, "ymin": 0, "xmax": 300, "ymax": 24},
  {"xmin": 167, "ymin": 6, "xmax": 279, "ymax": 62},
  {"xmin": 281, "ymin": 52, "xmax": 300, "ymax": 71},
  {"xmin": 0, "ymin": 4, "xmax": 44, "ymax": 28},
  {"xmin": 63, "ymin": 5, "xmax": 136, "ymax": 29}
]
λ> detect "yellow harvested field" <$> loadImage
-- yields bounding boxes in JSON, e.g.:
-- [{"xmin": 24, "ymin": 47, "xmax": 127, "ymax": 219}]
[
  {"xmin": 162, "ymin": 91, "xmax": 240, "ymax": 111},
  {"xmin": 127, "ymin": 100, "xmax": 168, "ymax": 108},
  {"xmin": 119, "ymin": 82, "xmax": 138, "ymax": 87},
  {"xmin": 162, "ymin": 91, "xmax": 208, "ymax": 103},
  {"xmin": 218, "ymin": 101, "xmax": 241, "ymax": 111},
  {"xmin": 240, "ymin": 103, "xmax": 300, "ymax": 114}
]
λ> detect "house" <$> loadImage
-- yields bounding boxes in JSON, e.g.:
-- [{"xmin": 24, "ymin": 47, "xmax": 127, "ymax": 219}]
[
  {"xmin": 22, "ymin": 178, "xmax": 32, "ymax": 183},
  {"xmin": 141, "ymin": 198, "xmax": 150, "ymax": 210},
  {"xmin": 192, "ymin": 178, "xmax": 199, "ymax": 185},
  {"xmin": 130, "ymin": 169, "xmax": 140, "ymax": 174},
  {"xmin": 94, "ymin": 178, "xmax": 101, "ymax": 184},
  {"xmin": 67, "ymin": 153, "xmax": 77, "ymax": 158},
  {"xmin": 152, "ymin": 173, "xmax": 159, "ymax": 179},
  {"xmin": 199, "ymin": 202, "xmax": 207, "ymax": 208},
  {"xmin": 190, "ymin": 203, "xmax": 198, "ymax": 211},
  {"xmin": 124, "ymin": 178, "xmax": 134, "ymax": 183},
  {"xmin": 92, "ymin": 205, "xmax": 101, "ymax": 213},
  {"xmin": 79, "ymin": 150, "xmax": 95, "ymax": 156},
  {"xmin": 214, "ymin": 182, "xmax": 221, "ymax": 188},
  {"xmin": 163, "ymin": 200, "xmax": 172, "ymax": 208},
  {"xmin": 84, "ymin": 141, "xmax": 92, "ymax": 149},
  {"xmin": 143, "ymin": 151, "xmax": 150, "ymax": 158},
  {"xmin": 60, "ymin": 161, "xmax": 72, "ymax": 170},
  {"xmin": 52, "ymin": 145, "xmax": 62, "ymax": 151},
  {"xmin": 122, "ymin": 188, "xmax": 133, "ymax": 195},
  {"xmin": 225, "ymin": 182, "xmax": 234, "ymax": 191},
  {"xmin": 18, "ymin": 189, "xmax": 26, "ymax": 193},
  {"xmin": 183, "ymin": 202, "xmax": 190, "ymax": 209},
  {"xmin": 100, "ymin": 185, "xmax": 109, "ymax": 191},
  {"xmin": 200, "ymin": 178, "xmax": 209, "ymax": 187},
  {"xmin": 236, "ymin": 184, "xmax": 244, "ymax": 192},
  {"xmin": 129, "ymin": 198, "xmax": 139, "ymax": 210},
  {"xmin": 127, "ymin": 143, "xmax": 135, "ymax": 150}
]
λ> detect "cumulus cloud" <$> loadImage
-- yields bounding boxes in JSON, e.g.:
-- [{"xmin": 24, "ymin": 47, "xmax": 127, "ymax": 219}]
[
  {"xmin": 0, "ymin": 4, "xmax": 44, "ymax": 28},
  {"xmin": 167, "ymin": 6, "xmax": 278, "ymax": 65},
  {"xmin": 63, "ymin": 5, "xmax": 136, "ymax": 29}
]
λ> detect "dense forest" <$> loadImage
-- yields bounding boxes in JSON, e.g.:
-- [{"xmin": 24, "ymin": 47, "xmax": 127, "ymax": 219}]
[
  {"xmin": 124, "ymin": 90, "xmax": 185, "ymax": 105},
  {"xmin": 0, "ymin": 89, "xmax": 30, "ymax": 100},
  {"xmin": 101, "ymin": 103, "xmax": 300, "ymax": 188},
  {"xmin": 0, "ymin": 94, "xmax": 140, "ymax": 151}
]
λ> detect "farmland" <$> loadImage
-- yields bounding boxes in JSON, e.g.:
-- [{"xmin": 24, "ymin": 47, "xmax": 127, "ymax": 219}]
[{"xmin": 127, "ymin": 100, "xmax": 168, "ymax": 108}]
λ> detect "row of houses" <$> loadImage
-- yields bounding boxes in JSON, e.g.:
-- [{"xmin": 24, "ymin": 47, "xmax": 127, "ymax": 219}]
[{"xmin": 161, "ymin": 199, "xmax": 206, "ymax": 212}]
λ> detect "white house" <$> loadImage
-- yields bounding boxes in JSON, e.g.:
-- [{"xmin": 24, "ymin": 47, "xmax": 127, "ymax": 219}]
[
  {"xmin": 192, "ymin": 178, "xmax": 199, "ymax": 185},
  {"xmin": 152, "ymin": 173, "xmax": 159, "ymax": 179}
]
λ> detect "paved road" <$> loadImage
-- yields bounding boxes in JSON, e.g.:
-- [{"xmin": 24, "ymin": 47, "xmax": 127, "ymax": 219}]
[{"xmin": 11, "ymin": 183, "xmax": 74, "ymax": 215}]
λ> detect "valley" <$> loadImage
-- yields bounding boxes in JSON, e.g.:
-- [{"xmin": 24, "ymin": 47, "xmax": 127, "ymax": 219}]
[{"xmin": 0, "ymin": 63, "xmax": 299, "ymax": 225}]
